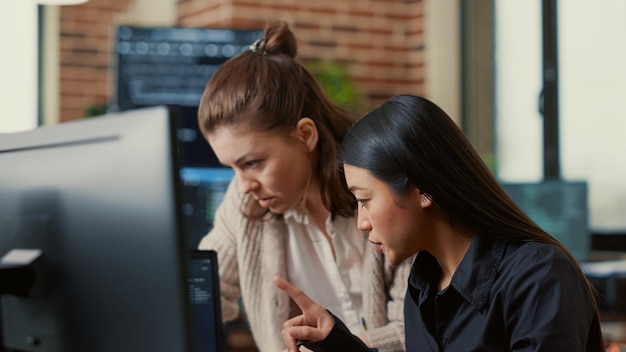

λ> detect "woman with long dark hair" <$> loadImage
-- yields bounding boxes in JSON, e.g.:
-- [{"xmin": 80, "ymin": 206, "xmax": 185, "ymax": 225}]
[{"xmin": 276, "ymin": 94, "xmax": 605, "ymax": 351}]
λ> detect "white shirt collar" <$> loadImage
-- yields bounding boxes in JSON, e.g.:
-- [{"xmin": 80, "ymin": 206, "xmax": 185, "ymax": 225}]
[{"xmin": 283, "ymin": 205, "xmax": 310, "ymax": 225}]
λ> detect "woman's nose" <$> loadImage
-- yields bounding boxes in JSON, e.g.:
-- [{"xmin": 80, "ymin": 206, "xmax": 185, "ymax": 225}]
[
  {"xmin": 357, "ymin": 213, "xmax": 372, "ymax": 232},
  {"xmin": 236, "ymin": 173, "xmax": 258, "ymax": 194}
]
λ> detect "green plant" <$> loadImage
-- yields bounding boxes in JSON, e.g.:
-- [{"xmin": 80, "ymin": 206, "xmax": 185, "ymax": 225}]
[
  {"xmin": 480, "ymin": 152, "xmax": 497, "ymax": 175},
  {"xmin": 83, "ymin": 102, "xmax": 109, "ymax": 118},
  {"xmin": 306, "ymin": 60, "xmax": 363, "ymax": 114}
]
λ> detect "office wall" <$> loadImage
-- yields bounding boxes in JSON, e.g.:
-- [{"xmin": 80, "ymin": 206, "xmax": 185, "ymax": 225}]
[
  {"xmin": 1, "ymin": 0, "xmax": 447, "ymax": 130},
  {"xmin": 177, "ymin": 0, "xmax": 427, "ymax": 112},
  {"xmin": 38, "ymin": 0, "xmax": 429, "ymax": 122}
]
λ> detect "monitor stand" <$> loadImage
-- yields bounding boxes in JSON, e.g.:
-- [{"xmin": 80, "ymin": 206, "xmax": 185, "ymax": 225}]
[{"xmin": 0, "ymin": 249, "xmax": 40, "ymax": 297}]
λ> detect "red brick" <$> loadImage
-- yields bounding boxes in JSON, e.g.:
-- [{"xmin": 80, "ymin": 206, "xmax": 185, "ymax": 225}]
[{"xmin": 57, "ymin": 0, "xmax": 425, "ymax": 122}]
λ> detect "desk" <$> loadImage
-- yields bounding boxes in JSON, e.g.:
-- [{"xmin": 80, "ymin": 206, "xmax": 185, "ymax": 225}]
[
  {"xmin": 223, "ymin": 316, "xmax": 258, "ymax": 352},
  {"xmin": 226, "ymin": 328, "xmax": 257, "ymax": 352},
  {"xmin": 602, "ymin": 318, "xmax": 626, "ymax": 350},
  {"xmin": 583, "ymin": 260, "xmax": 626, "ymax": 317},
  {"xmin": 586, "ymin": 253, "xmax": 626, "ymax": 349}
]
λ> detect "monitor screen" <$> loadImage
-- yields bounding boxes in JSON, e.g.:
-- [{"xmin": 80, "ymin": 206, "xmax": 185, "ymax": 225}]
[
  {"xmin": 113, "ymin": 25, "xmax": 263, "ymax": 111},
  {"xmin": 180, "ymin": 167, "xmax": 234, "ymax": 249},
  {"xmin": 500, "ymin": 180, "xmax": 590, "ymax": 263},
  {"xmin": 187, "ymin": 250, "xmax": 225, "ymax": 352},
  {"xmin": 0, "ymin": 106, "xmax": 222, "ymax": 352}
]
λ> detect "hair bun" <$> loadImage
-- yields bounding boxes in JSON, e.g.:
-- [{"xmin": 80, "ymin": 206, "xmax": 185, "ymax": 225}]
[{"xmin": 258, "ymin": 20, "xmax": 297, "ymax": 59}]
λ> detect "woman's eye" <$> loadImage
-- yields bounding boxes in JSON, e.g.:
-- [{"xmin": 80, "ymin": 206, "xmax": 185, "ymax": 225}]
[
  {"xmin": 356, "ymin": 199, "xmax": 368, "ymax": 207},
  {"xmin": 244, "ymin": 160, "xmax": 260, "ymax": 169}
]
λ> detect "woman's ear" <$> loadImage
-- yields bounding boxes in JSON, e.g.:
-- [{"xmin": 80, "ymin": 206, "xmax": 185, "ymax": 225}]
[
  {"xmin": 420, "ymin": 194, "xmax": 433, "ymax": 208},
  {"xmin": 293, "ymin": 117, "xmax": 318, "ymax": 152},
  {"xmin": 416, "ymin": 189, "xmax": 432, "ymax": 209}
]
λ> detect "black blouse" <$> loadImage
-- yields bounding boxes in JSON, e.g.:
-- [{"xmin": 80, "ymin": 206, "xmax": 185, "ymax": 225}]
[
  {"xmin": 404, "ymin": 237, "xmax": 604, "ymax": 351},
  {"xmin": 302, "ymin": 237, "xmax": 604, "ymax": 352}
]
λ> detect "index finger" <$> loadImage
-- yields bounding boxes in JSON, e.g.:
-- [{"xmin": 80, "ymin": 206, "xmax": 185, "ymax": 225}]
[{"xmin": 273, "ymin": 276, "xmax": 316, "ymax": 311}]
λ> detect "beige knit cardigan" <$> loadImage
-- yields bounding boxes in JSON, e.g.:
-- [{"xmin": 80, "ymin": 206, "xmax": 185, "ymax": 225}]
[{"xmin": 199, "ymin": 180, "xmax": 413, "ymax": 352}]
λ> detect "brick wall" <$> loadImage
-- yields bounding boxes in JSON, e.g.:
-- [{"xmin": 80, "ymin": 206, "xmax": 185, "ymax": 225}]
[
  {"xmin": 58, "ymin": 0, "xmax": 425, "ymax": 121},
  {"xmin": 178, "ymin": 0, "xmax": 425, "ymax": 110},
  {"xmin": 59, "ymin": 0, "xmax": 134, "ymax": 121}
]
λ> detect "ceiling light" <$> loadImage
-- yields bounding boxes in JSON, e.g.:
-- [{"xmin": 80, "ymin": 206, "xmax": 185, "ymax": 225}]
[{"xmin": 37, "ymin": 0, "xmax": 89, "ymax": 5}]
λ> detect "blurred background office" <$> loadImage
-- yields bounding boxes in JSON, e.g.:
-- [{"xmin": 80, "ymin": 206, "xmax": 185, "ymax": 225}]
[
  {"xmin": 3, "ymin": 0, "xmax": 624, "ymax": 250},
  {"xmin": 1, "ymin": 0, "xmax": 625, "ymax": 348}
]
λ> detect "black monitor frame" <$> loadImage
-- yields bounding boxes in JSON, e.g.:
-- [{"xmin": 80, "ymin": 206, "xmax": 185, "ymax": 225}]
[{"xmin": 0, "ymin": 106, "xmax": 194, "ymax": 351}]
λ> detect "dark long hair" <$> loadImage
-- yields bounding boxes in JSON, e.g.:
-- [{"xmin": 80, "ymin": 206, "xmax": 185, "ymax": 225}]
[
  {"xmin": 337, "ymin": 94, "xmax": 602, "ymax": 324},
  {"xmin": 198, "ymin": 20, "xmax": 356, "ymax": 220},
  {"xmin": 338, "ymin": 94, "xmax": 542, "ymax": 241}
]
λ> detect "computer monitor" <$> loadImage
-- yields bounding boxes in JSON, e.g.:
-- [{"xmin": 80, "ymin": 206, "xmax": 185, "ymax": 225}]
[
  {"xmin": 187, "ymin": 250, "xmax": 224, "ymax": 352},
  {"xmin": 500, "ymin": 180, "xmax": 590, "ymax": 263},
  {"xmin": 0, "ymin": 106, "xmax": 224, "ymax": 352},
  {"xmin": 180, "ymin": 167, "xmax": 234, "ymax": 249},
  {"xmin": 174, "ymin": 107, "xmax": 234, "ymax": 250}
]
